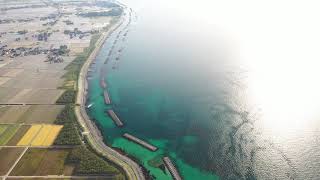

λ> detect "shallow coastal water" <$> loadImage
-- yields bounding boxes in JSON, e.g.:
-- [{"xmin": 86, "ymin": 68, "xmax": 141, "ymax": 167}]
[{"xmin": 87, "ymin": 0, "xmax": 320, "ymax": 179}]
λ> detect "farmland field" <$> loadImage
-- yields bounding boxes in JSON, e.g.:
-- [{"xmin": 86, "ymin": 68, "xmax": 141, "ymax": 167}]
[
  {"xmin": 25, "ymin": 89, "xmax": 64, "ymax": 104},
  {"xmin": 0, "ymin": 107, "xmax": 8, "ymax": 117},
  {"xmin": 10, "ymin": 148, "xmax": 47, "ymax": 176},
  {"xmin": 22, "ymin": 105, "xmax": 64, "ymax": 124},
  {"xmin": 31, "ymin": 125, "xmax": 52, "ymax": 146},
  {"xmin": 0, "ymin": 125, "xmax": 20, "ymax": 145},
  {"xmin": 6, "ymin": 89, "xmax": 33, "ymax": 104},
  {"xmin": 0, "ymin": 88, "xmax": 64, "ymax": 104},
  {"xmin": 0, "ymin": 88, "xmax": 21, "ymax": 103},
  {"xmin": 17, "ymin": 125, "xmax": 42, "ymax": 146},
  {"xmin": 0, "ymin": 147, "xmax": 25, "ymax": 175},
  {"xmin": 35, "ymin": 149, "xmax": 70, "ymax": 175},
  {"xmin": 0, "ymin": 124, "xmax": 8, "ymax": 135},
  {"xmin": 0, "ymin": 106, "xmax": 30, "ymax": 123},
  {"xmin": 0, "ymin": 77, "xmax": 10, "ymax": 86},
  {"xmin": 6, "ymin": 125, "xmax": 31, "ymax": 146},
  {"xmin": 63, "ymin": 165, "xmax": 75, "ymax": 176},
  {"xmin": 17, "ymin": 125, "xmax": 63, "ymax": 146},
  {"xmin": 0, "ymin": 0, "xmax": 124, "ymax": 179},
  {"xmin": 10, "ymin": 148, "xmax": 72, "ymax": 176},
  {"xmin": 0, "ymin": 105, "xmax": 64, "ymax": 124},
  {"xmin": 41, "ymin": 125, "xmax": 63, "ymax": 146}
]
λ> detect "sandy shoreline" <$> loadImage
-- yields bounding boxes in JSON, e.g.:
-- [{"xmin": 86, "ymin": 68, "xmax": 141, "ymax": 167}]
[{"xmin": 75, "ymin": 8, "xmax": 145, "ymax": 180}]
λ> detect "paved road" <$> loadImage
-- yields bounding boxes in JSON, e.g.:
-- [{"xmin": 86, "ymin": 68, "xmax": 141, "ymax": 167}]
[{"xmin": 75, "ymin": 11, "xmax": 145, "ymax": 180}]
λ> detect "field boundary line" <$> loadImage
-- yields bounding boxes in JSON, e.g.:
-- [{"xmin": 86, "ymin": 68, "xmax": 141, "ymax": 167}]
[{"xmin": 3, "ymin": 147, "xmax": 28, "ymax": 180}]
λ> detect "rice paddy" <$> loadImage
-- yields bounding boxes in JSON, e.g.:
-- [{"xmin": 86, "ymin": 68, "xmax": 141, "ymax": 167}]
[
  {"xmin": 30, "ymin": 126, "xmax": 52, "ymax": 146},
  {"xmin": 17, "ymin": 125, "xmax": 63, "ymax": 146},
  {"xmin": 17, "ymin": 125, "xmax": 42, "ymax": 146},
  {"xmin": 0, "ymin": 105, "xmax": 64, "ymax": 124},
  {"xmin": 41, "ymin": 126, "xmax": 63, "ymax": 146},
  {"xmin": 6, "ymin": 125, "xmax": 31, "ymax": 146},
  {"xmin": 0, "ymin": 147, "xmax": 25, "ymax": 175},
  {"xmin": 0, "ymin": 124, "xmax": 8, "ymax": 135},
  {"xmin": 0, "ymin": 125, "xmax": 20, "ymax": 145},
  {"xmin": 10, "ymin": 148, "xmax": 72, "ymax": 176}
]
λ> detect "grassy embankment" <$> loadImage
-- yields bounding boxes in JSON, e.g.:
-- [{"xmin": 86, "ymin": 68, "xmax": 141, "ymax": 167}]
[{"xmin": 54, "ymin": 27, "xmax": 125, "ymax": 179}]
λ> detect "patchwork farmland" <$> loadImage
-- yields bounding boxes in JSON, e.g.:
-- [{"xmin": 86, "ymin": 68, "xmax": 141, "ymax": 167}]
[
  {"xmin": 0, "ymin": 124, "xmax": 62, "ymax": 146},
  {"xmin": 0, "ymin": 0, "xmax": 126, "ymax": 179}
]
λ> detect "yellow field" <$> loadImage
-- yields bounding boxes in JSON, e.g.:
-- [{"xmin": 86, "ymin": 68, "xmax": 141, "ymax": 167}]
[
  {"xmin": 31, "ymin": 125, "xmax": 53, "ymax": 146},
  {"xmin": 42, "ymin": 125, "xmax": 63, "ymax": 146},
  {"xmin": 17, "ymin": 125, "xmax": 42, "ymax": 146},
  {"xmin": 17, "ymin": 124, "xmax": 63, "ymax": 146}
]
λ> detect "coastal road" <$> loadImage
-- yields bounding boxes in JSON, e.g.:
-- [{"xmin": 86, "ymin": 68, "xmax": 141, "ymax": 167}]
[{"xmin": 75, "ymin": 14, "xmax": 145, "ymax": 180}]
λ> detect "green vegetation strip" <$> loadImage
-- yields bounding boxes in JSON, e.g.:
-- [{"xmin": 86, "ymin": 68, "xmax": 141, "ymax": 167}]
[
  {"xmin": 54, "ymin": 105, "xmax": 81, "ymax": 145},
  {"xmin": 61, "ymin": 34, "xmax": 101, "ymax": 90},
  {"xmin": 54, "ymin": 28, "xmax": 126, "ymax": 179},
  {"xmin": 53, "ymin": 105, "xmax": 125, "ymax": 178},
  {"xmin": 0, "ymin": 124, "xmax": 20, "ymax": 145},
  {"xmin": 56, "ymin": 90, "xmax": 76, "ymax": 104},
  {"xmin": 67, "ymin": 146, "xmax": 124, "ymax": 178}
]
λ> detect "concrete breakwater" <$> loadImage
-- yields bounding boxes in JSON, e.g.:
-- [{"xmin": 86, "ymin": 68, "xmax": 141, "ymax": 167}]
[
  {"xmin": 106, "ymin": 109, "xmax": 124, "ymax": 127},
  {"xmin": 123, "ymin": 133, "xmax": 158, "ymax": 152},
  {"xmin": 163, "ymin": 157, "xmax": 182, "ymax": 180},
  {"xmin": 100, "ymin": 77, "xmax": 107, "ymax": 89},
  {"xmin": 103, "ymin": 90, "xmax": 111, "ymax": 104},
  {"xmin": 76, "ymin": 5, "xmax": 146, "ymax": 180}
]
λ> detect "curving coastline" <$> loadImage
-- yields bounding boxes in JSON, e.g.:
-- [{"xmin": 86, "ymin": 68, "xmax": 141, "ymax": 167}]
[{"xmin": 75, "ymin": 9, "xmax": 145, "ymax": 180}]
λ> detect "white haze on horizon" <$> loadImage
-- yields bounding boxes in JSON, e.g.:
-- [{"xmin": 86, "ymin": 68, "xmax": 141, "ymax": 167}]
[{"xmin": 123, "ymin": 0, "xmax": 320, "ymax": 135}]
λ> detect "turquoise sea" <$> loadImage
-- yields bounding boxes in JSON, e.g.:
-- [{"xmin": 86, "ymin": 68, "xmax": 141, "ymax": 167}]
[{"xmin": 87, "ymin": 0, "xmax": 320, "ymax": 179}]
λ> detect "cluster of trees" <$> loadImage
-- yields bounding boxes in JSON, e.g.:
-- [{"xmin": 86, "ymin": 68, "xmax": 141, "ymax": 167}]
[
  {"xmin": 57, "ymin": 45, "xmax": 70, "ymax": 55},
  {"xmin": 53, "ymin": 104, "xmax": 125, "ymax": 177},
  {"xmin": 78, "ymin": 8, "xmax": 123, "ymax": 17},
  {"xmin": 56, "ymin": 90, "xmax": 76, "ymax": 104},
  {"xmin": 67, "ymin": 146, "xmax": 123, "ymax": 176},
  {"xmin": 54, "ymin": 105, "xmax": 81, "ymax": 145}
]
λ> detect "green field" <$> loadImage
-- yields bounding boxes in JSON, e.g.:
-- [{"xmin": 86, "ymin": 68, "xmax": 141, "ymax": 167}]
[
  {"xmin": 0, "ymin": 125, "xmax": 20, "ymax": 145},
  {"xmin": 10, "ymin": 148, "xmax": 47, "ymax": 176},
  {"xmin": 10, "ymin": 148, "xmax": 72, "ymax": 176},
  {"xmin": 0, "ymin": 124, "xmax": 8, "ymax": 135}
]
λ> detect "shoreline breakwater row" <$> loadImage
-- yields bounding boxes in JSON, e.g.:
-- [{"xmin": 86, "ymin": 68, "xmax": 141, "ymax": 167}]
[{"xmin": 86, "ymin": 4, "xmax": 183, "ymax": 180}]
